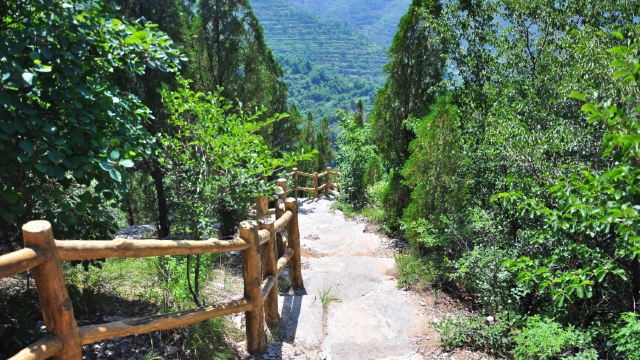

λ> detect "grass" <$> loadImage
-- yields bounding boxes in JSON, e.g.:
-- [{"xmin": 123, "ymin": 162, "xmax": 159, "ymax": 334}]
[
  {"xmin": 395, "ymin": 248, "xmax": 434, "ymax": 290},
  {"xmin": 318, "ymin": 279, "xmax": 339, "ymax": 311},
  {"xmin": 60, "ymin": 256, "xmax": 241, "ymax": 359}
]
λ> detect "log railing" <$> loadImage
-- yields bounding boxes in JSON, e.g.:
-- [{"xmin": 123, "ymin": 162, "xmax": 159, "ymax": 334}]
[
  {"xmin": 0, "ymin": 175, "xmax": 306, "ymax": 359},
  {"xmin": 289, "ymin": 166, "xmax": 341, "ymax": 199}
]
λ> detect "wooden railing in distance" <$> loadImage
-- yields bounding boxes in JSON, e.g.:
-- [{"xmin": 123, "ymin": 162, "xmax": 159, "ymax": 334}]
[
  {"xmin": 1, "ymin": 179, "xmax": 304, "ymax": 359},
  {"xmin": 290, "ymin": 166, "xmax": 341, "ymax": 199}
]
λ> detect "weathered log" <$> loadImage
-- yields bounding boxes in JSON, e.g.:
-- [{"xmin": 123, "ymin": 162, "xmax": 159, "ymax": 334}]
[
  {"xmin": 295, "ymin": 187, "xmax": 315, "ymax": 192},
  {"xmin": 292, "ymin": 168, "xmax": 299, "ymax": 199},
  {"xmin": 296, "ymin": 171, "xmax": 315, "ymax": 178},
  {"xmin": 277, "ymin": 178, "xmax": 287, "ymax": 200},
  {"xmin": 9, "ymin": 336, "xmax": 63, "ymax": 360},
  {"xmin": 0, "ymin": 247, "xmax": 47, "ymax": 279},
  {"xmin": 275, "ymin": 198, "xmax": 286, "ymax": 258},
  {"xmin": 55, "ymin": 238, "xmax": 249, "ymax": 261},
  {"xmin": 274, "ymin": 210, "xmax": 293, "ymax": 233},
  {"xmin": 78, "ymin": 299, "xmax": 251, "ymax": 345},
  {"xmin": 313, "ymin": 172, "xmax": 319, "ymax": 198},
  {"xmin": 258, "ymin": 229, "xmax": 271, "ymax": 246},
  {"xmin": 325, "ymin": 167, "xmax": 332, "ymax": 197},
  {"xmin": 317, "ymin": 184, "xmax": 327, "ymax": 191},
  {"xmin": 317, "ymin": 171, "xmax": 328, "ymax": 178},
  {"xmin": 239, "ymin": 221, "xmax": 267, "ymax": 354},
  {"xmin": 259, "ymin": 220, "xmax": 279, "ymax": 326},
  {"xmin": 261, "ymin": 275, "xmax": 276, "ymax": 299},
  {"xmin": 285, "ymin": 199, "xmax": 303, "ymax": 288},
  {"xmin": 256, "ymin": 195, "xmax": 269, "ymax": 218},
  {"xmin": 277, "ymin": 248, "xmax": 294, "ymax": 275},
  {"xmin": 23, "ymin": 221, "xmax": 81, "ymax": 360}
]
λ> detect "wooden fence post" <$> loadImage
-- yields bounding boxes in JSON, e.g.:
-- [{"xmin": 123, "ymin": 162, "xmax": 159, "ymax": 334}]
[
  {"xmin": 259, "ymin": 220, "xmax": 279, "ymax": 327},
  {"xmin": 285, "ymin": 198, "xmax": 303, "ymax": 288},
  {"xmin": 313, "ymin": 172, "xmax": 319, "ymax": 198},
  {"xmin": 22, "ymin": 220, "xmax": 81, "ymax": 360},
  {"xmin": 256, "ymin": 195, "xmax": 268, "ymax": 219},
  {"xmin": 275, "ymin": 178, "xmax": 287, "ymax": 257},
  {"xmin": 292, "ymin": 168, "xmax": 299, "ymax": 199},
  {"xmin": 239, "ymin": 221, "xmax": 266, "ymax": 354},
  {"xmin": 325, "ymin": 166, "xmax": 332, "ymax": 197}
]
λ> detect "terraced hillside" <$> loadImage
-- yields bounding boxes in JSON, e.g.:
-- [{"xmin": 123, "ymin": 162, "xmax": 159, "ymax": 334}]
[
  {"xmin": 287, "ymin": 0, "xmax": 411, "ymax": 48},
  {"xmin": 251, "ymin": 0, "xmax": 402, "ymax": 120},
  {"xmin": 251, "ymin": 0, "xmax": 387, "ymax": 81}
]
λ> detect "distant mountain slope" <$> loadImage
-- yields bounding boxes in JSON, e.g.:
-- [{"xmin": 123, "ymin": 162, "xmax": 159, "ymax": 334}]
[
  {"xmin": 250, "ymin": 0, "xmax": 409, "ymax": 120},
  {"xmin": 251, "ymin": 0, "xmax": 386, "ymax": 81},
  {"xmin": 287, "ymin": 0, "xmax": 411, "ymax": 48}
]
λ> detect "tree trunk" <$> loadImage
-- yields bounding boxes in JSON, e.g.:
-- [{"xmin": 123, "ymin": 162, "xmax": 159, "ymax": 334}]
[{"xmin": 151, "ymin": 162, "xmax": 170, "ymax": 238}]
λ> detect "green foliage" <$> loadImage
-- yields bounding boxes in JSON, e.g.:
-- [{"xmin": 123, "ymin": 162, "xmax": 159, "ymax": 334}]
[
  {"xmin": 395, "ymin": 248, "xmax": 433, "ymax": 289},
  {"xmin": 512, "ymin": 317, "xmax": 596, "ymax": 360},
  {"xmin": 160, "ymin": 77, "xmax": 303, "ymax": 235},
  {"xmin": 251, "ymin": 0, "xmax": 390, "ymax": 120},
  {"xmin": 285, "ymin": 0, "xmax": 411, "ymax": 48},
  {"xmin": 401, "ymin": 95, "xmax": 465, "ymax": 224},
  {"xmin": 355, "ymin": 0, "xmax": 640, "ymax": 357},
  {"xmin": 335, "ymin": 111, "xmax": 380, "ymax": 208},
  {"xmin": 611, "ymin": 313, "xmax": 640, "ymax": 360},
  {"xmin": 0, "ymin": 0, "xmax": 182, "ymax": 244},
  {"xmin": 437, "ymin": 315, "xmax": 511, "ymax": 357}
]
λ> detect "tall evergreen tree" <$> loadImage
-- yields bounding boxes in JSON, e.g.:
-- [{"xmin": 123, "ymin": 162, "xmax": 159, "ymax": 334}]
[
  {"xmin": 355, "ymin": 99, "xmax": 365, "ymax": 127},
  {"xmin": 369, "ymin": 0, "xmax": 447, "ymax": 223},
  {"xmin": 315, "ymin": 116, "xmax": 333, "ymax": 171}
]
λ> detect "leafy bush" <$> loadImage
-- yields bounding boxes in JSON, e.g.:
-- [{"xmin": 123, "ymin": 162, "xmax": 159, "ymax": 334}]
[
  {"xmin": 451, "ymin": 245, "xmax": 520, "ymax": 314},
  {"xmin": 438, "ymin": 315, "xmax": 511, "ymax": 357},
  {"xmin": 512, "ymin": 317, "xmax": 595, "ymax": 360},
  {"xmin": 611, "ymin": 313, "xmax": 640, "ymax": 360},
  {"xmin": 395, "ymin": 248, "xmax": 434, "ymax": 289}
]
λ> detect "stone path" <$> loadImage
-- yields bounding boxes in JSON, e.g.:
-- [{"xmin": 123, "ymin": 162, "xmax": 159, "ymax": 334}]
[{"xmin": 258, "ymin": 197, "xmax": 427, "ymax": 360}]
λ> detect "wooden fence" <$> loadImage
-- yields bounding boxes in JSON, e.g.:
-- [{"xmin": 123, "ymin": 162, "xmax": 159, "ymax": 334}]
[
  {"xmin": 290, "ymin": 166, "xmax": 341, "ymax": 199},
  {"xmin": 0, "ymin": 168, "xmax": 339, "ymax": 359}
]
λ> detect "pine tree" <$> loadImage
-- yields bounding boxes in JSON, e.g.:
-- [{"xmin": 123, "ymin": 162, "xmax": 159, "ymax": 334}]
[
  {"xmin": 355, "ymin": 99, "xmax": 365, "ymax": 127},
  {"xmin": 369, "ymin": 0, "xmax": 447, "ymax": 224},
  {"xmin": 315, "ymin": 117, "xmax": 333, "ymax": 171}
]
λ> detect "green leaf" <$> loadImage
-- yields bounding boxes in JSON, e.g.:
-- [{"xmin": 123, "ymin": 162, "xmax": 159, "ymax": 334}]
[
  {"xmin": 21, "ymin": 72, "xmax": 34, "ymax": 85},
  {"xmin": 568, "ymin": 91, "xmax": 586, "ymax": 102},
  {"xmin": 19, "ymin": 140, "xmax": 35, "ymax": 154},
  {"xmin": 110, "ymin": 150, "xmax": 120, "ymax": 160},
  {"xmin": 99, "ymin": 161, "xmax": 114, "ymax": 171},
  {"xmin": 109, "ymin": 168, "xmax": 122, "ymax": 182},
  {"xmin": 119, "ymin": 159, "xmax": 134, "ymax": 168}
]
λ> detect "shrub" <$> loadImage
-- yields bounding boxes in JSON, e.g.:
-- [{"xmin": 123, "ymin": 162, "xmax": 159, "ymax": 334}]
[
  {"xmin": 512, "ymin": 316, "xmax": 595, "ymax": 360},
  {"xmin": 611, "ymin": 312, "xmax": 640, "ymax": 360},
  {"xmin": 437, "ymin": 315, "xmax": 511, "ymax": 357},
  {"xmin": 395, "ymin": 249, "xmax": 434, "ymax": 289}
]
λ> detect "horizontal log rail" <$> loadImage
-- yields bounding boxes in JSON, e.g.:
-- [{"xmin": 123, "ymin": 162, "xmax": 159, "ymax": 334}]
[
  {"xmin": 291, "ymin": 166, "xmax": 340, "ymax": 199},
  {"xmin": 55, "ymin": 238, "xmax": 249, "ymax": 261},
  {"xmin": 0, "ymin": 247, "xmax": 48, "ymax": 279},
  {"xmin": 78, "ymin": 298, "xmax": 252, "ymax": 345},
  {"xmin": 274, "ymin": 210, "xmax": 293, "ymax": 233},
  {"xmin": 9, "ymin": 336, "xmax": 63, "ymax": 360},
  {"xmin": 2, "ymin": 170, "xmax": 316, "ymax": 359}
]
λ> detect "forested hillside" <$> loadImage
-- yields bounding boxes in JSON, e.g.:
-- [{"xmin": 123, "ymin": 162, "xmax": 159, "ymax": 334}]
[
  {"xmin": 286, "ymin": 0, "xmax": 411, "ymax": 48},
  {"xmin": 0, "ymin": 1, "xmax": 313, "ymax": 356},
  {"xmin": 251, "ymin": 0, "xmax": 408, "ymax": 120},
  {"xmin": 335, "ymin": 0, "xmax": 640, "ymax": 358}
]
